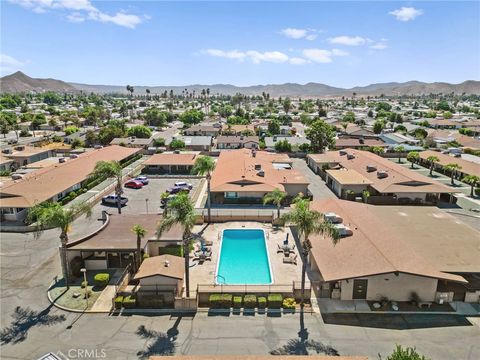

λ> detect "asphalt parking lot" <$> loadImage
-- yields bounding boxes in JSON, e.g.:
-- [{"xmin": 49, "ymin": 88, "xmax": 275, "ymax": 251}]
[{"xmin": 97, "ymin": 177, "xmax": 202, "ymax": 215}]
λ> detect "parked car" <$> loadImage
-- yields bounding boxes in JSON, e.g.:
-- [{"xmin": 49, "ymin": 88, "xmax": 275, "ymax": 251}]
[
  {"xmin": 174, "ymin": 181, "xmax": 192, "ymax": 190},
  {"xmin": 102, "ymin": 195, "xmax": 128, "ymax": 206},
  {"xmin": 124, "ymin": 180, "xmax": 144, "ymax": 189},
  {"xmin": 135, "ymin": 175, "xmax": 149, "ymax": 185},
  {"xmin": 166, "ymin": 186, "xmax": 190, "ymax": 194}
]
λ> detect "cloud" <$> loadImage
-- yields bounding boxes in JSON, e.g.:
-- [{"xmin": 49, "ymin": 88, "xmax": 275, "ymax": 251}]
[
  {"xmin": 203, "ymin": 49, "xmax": 246, "ymax": 61},
  {"xmin": 328, "ymin": 36, "xmax": 366, "ymax": 46},
  {"xmin": 8, "ymin": 0, "xmax": 144, "ymax": 28},
  {"xmin": 331, "ymin": 49, "xmax": 349, "ymax": 56},
  {"xmin": 389, "ymin": 7, "xmax": 423, "ymax": 22},
  {"xmin": 203, "ymin": 49, "xmax": 289, "ymax": 64},
  {"xmin": 280, "ymin": 28, "xmax": 317, "ymax": 40},
  {"xmin": 0, "ymin": 54, "xmax": 28, "ymax": 74},
  {"xmin": 369, "ymin": 42, "xmax": 388, "ymax": 50},
  {"xmin": 289, "ymin": 57, "xmax": 309, "ymax": 65},
  {"xmin": 302, "ymin": 49, "xmax": 333, "ymax": 63}
]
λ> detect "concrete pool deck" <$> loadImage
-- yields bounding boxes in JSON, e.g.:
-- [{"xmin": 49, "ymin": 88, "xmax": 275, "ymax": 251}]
[{"xmin": 188, "ymin": 222, "xmax": 307, "ymax": 295}]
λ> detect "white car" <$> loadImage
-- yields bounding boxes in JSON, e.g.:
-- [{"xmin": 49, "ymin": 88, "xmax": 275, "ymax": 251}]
[
  {"xmin": 101, "ymin": 195, "xmax": 128, "ymax": 206},
  {"xmin": 174, "ymin": 181, "xmax": 192, "ymax": 190}
]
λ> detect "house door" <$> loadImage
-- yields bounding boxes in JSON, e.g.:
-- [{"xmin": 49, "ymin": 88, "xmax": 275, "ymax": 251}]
[{"xmin": 352, "ymin": 279, "xmax": 368, "ymax": 299}]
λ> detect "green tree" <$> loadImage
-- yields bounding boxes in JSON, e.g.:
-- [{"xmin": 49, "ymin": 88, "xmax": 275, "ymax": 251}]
[
  {"xmin": 268, "ymin": 119, "xmax": 281, "ymax": 135},
  {"xmin": 305, "ymin": 119, "xmax": 336, "ymax": 153},
  {"xmin": 27, "ymin": 202, "xmax": 91, "ymax": 289},
  {"xmin": 443, "ymin": 111, "xmax": 453, "ymax": 119},
  {"xmin": 263, "ymin": 188, "xmax": 287, "ymax": 220},
  {"xmin": 283, "ymin": 97, "xmax": 292, "ymax": 114},
  {"xmin": 64, "ymin": 126, "xmax": 79, "ymax": 136},
  {"xmin": 443, "ymin": 163, "xmax": 462, "ymax": 185},
  {"xmin": 406, "ymin": 151, "xmax": 419, "ymax": 168},
  {"xmin": 90, "ymin": 161, "xmax": 124, "ymax": 214},
  {"xmin": 274, "ymin": 139, "xmax": 292, "ymax": 153},
  {"xmin": 157, "ymin": 193, "xmax": 196, "ymax": 297},
  {"xmin": 132, "ymin": 224, "xmax": 147, "ymax": 272},
  {"xmin": 462, "ymin": 175, "xmax": 480, "ymax": 197},
  {"xmin": 373, "ymin": 120, "xmax": 384, "ymax": 134},
  {"xmin": 70, "ymin": 138, "xmax": 84, "ymax": 149},
  {"xmin": 427, "ymin": 155, "xmax": 440, "ymax": 176},
  {"xmin": 180, "ymin": 109, "xmax": 204, "ymax": 126},
  {"xmin": 192, "ymin": 156, "xmax": 216, "ymax": 223},
  {"xmin": 282, "ymin": 197, "xmax": 340, "ymax": 304},
  {"xmin": 169, "ymin": 139, "xmax": 186, "ymax": 150},
  {"xmin": 127, "ymin": 125, "xmax": 152, "ymax": 139},
  {"xmin": 394, "ymin": 145, "xmax": 405, "ymax": 163},
  {"xmin": 342, "ymin": 111, "xmax": 355, "ymax": 123},
  {"xmin": 43, "ymin": 92, "xmax": 62, "ymax": 106},
  {"xmin": 385, "ymin": 345, "xmax": 430, "ymax": 360}
]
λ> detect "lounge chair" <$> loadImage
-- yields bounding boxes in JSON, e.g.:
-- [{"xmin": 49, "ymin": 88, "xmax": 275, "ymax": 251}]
[
  {"xmin": 194, "ymin": 249, "xmax": 212, "ymax": 258},
  {"xmin": 277, "ymin": 243, "xmax": 295, "ymax": 254},
  {"xmin": 283, "ymin": 254, "xmax": 298, "ymax": 265},
  {"xmin": 195, "ymin": 253, "xmax": 212, "ymax": 263}
]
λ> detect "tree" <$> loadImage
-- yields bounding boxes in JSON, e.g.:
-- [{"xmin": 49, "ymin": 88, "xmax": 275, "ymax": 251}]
[
  {"xmin": 305, "ymin": 119, "xmax": 335, "ymax": 153},
  {"xmin": 385, "ymin": 345, "xmax": 430, "ymax": 360},
  {"xmin": 427, "ymin": 155, "xmax": 439, "ymax": 176},
  {"xmin": 282, "ymin": 197, "xmax": 340, "ymax": 305},
  {"xmin": 394, "ymin": 145, "xmax": 405, "ymax": 163},
  {"xmin": 64, "ymin": 126, "xmax": 79, "ymax": 136},
  {"xmin": 132, "ymin": 224, "xmax": 147, "ymax": 272},
  {"xmin": 373, "ymin": 120, "xmax": 384, "ymax": 134},
  {"xmin": 370, "ymin": 146, "xmax": 384, "ymax": 155},
  {"xmin": 157, "ymin": 193, "xmax": 196, "ymax": 297},
  {"xmin": 462, "ymin": 175, "xmax": 480, "ymax": 197},
  {"xmin": 90, "ymin": 161, "xmax": 124, "ymax": 214},
  {"xmin": 342, "ymin": 111, "xmax": 355, "ymax": 123},
  {"xmin": 274, "ymin": 139, "xmax": 292, "ymax": 153},
  {"xmin": 180, "ymin": 109, "xmax": 204, "ymax": 126},
  {"xmin": 27, "ymin": 202, "xmax": 91, "ymax": 289},
  {"xmin": 406, "ymin": 151, "xmax": 419, "ymax": 168},
  {"xmin": 127, "ymin": 125, "xmax": 152, "ymax": 139},
  {"xmin": 283, "ymin": 98, "xmax": 292, "ymax": 114},
  {"xmin": 143, "ymin": 107, "xmax": 171, "ymax": 127},
  {"xmin": 169, "ymin": 139, "xmax": 185, "ymax": 150},
  {"xmin": 268, "ymin": 119, "xmax": 280, "ymax": 135},
  {"xmin": 263, "ymin": 188, "xmax": 286, "ymax": 220},
  {"xmin": 443, "ymin": 163, "xmax": 462, "ymax": 185},
  {"xmin": 192, "ymin": 156, "xmax": 216, "ymax": 223},
  {"xmin": 70, "ymin": 138, "xmax": 84, "ymax": 149}
]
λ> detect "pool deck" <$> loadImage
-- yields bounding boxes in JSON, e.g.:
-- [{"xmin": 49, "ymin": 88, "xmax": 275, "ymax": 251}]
[{"xmin": 188, "ymin": 222, "xmax": 307, "ymax": 295}]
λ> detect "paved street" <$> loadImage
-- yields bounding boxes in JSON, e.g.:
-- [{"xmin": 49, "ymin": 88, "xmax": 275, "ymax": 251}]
[{"xmin": 291, "ymin": 158, "xmax": 336, "ymax": 200}]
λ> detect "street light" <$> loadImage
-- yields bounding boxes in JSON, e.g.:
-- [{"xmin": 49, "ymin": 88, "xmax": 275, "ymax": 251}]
[
  {"xmin": 145, "ymin": 198, "xmax": 149, "ymax": 214},
  {"xmin": 80, "ymin": 268, "xmax": 88, "ymax": 306}
]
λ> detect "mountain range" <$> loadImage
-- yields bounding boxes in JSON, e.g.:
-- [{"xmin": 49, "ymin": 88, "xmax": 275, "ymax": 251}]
[{"xmin": 1, "ymin": 71, "xmax": 479, "ymax": 97}]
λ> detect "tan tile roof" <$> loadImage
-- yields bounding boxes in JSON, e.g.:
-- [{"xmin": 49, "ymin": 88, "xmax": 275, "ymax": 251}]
[
  {"xmin": 134, "ymin": 254, "xmax": 184, "ymax": 280},
  {"xmin": 309, "ymin": 199, "xmax": 467, "ymax": 283},
  {"xmin": 6, "ymin": 145, "xmax": 50, "ymax": 159},
  {"xmin": 0, "ymin": 145, "xmax": 141, "ymax": 208},
  {"xmin": 143, "ymin": 152, "xmax": 200, "ymax": 166},
  {"xmin": 326, "ymin": 169, "xmax": 373, "ymax": 185},
  {"xmin": 310, "ymin": 149, "xmax": 453, "ymax": 194},
  {"xmin": 211, "ymin": 149, "xmax": 308, "ymax": 193},
  {"xmin": 335, "ymin": 137, "xmax": 387, "ymax": 148},
  {"xmin": 216, "ymin": 135, "xmax": 259, "ymax": 144},
  {"xmin": 419, "ymin": 150, "xmax": 479, "ymax": 177}
]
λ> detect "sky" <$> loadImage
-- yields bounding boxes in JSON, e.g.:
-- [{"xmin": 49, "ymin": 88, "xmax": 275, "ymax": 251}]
[{"xmin": 1, "ymin": 1, "xmax": 479, "ymax": 88}]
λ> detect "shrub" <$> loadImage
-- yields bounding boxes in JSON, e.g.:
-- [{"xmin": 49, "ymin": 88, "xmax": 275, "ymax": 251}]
[
  {"xmin": 233, "ymin": 296, "xmax": 242, "ymax": 309},
  {"xmin": 267, "ymin": 294, "xmax": 283, "ymax": 309},
  {"xmin": 123, "ymin": 295, "xmax": 136, "ymax": 308},
  {"xmin": 386, "ymin": 345, "xmax": 430, "ymax": 360},
  {"xmin": 258, "ymin": 296, "xmax": 267, "ymax": 309},
  {"xmin": 94, "ymin": 273, "xmax": 110, "ymax": 286},
  {"xmin": 159, "ymin": 245, "xmax": 183, "ymax": 257},
  {"xmin": 475, "ymin": 188, "xmax": 480, "ymax": 196},
  {"xmin": 243, "ymin": 295, "xmax": 257, "ymax": 309},
  {"xmin": 282, "ymin": 297, "xmax": 296, "ymax": 309},
  {"xmin": 114, "ymin": 296, "xmax": 124, "ymax": 309},
  {"xmin": 209, "ymin": 294, "xmax": 233, "ymax": 308},
  {"xmin": 81, "ymin": 281, "xmax": 88, "ymax": 288}
]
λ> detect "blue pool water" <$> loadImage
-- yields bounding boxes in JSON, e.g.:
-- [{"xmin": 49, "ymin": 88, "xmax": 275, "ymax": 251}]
[{"xmin": 216, "ymin": 229, "xmax": 272, "ymax": 285}]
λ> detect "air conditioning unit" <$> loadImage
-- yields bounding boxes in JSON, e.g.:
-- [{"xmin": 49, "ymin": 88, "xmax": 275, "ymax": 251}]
[
  {"xmin": 366, "ymin": 165, "xmax": 377, "ymax": 172},
  {"xmin": 254, "ymin": 164, "xmax": 261, "ymax": 170},
  {"xmin": 257, "ymin": 170, "xmax": 265, "ymax": 177},
  {"xmin": 347, "ymin": 153, "xmax": 355, "ymax": 160},
  {"xmin": 377, "ymin": 170, "xmax": 388, "ymax": 179},
  {"xmin": 339, "ymin": 150, "xmax": 347, "ymax": 156}
]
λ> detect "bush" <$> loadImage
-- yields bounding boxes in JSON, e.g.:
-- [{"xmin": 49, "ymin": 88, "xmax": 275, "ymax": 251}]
[
  {"xmin": 123, "ymin": 295, "xmax": 136, "ymax": 308},
  {"xmin": 233, "ymin": 296, "xmax": 242, "ymax": 309},
  {"xmin": 209, "ymin": 294, "xmax": 233, "ymax": 308},
  {"xmin": 159, "ymin": 245, "xmax": 183, "ymax": 257},
  {"xmin": 475, "ymin": 188, "xmax": 480, "ymax": 196},
  {"xmin": 94, "ymin": 273, "xmax": 110, "ymax": 286},
  {"xmin": 243, "ymin": 295, "xmax": 257, "ymax": 308},
  {"xmin": 386, "ymin": 345, "xmax": 430, "ymax": 360},
  {"xmin": 268, "ymin": 294, "xmax": 283, "ymax": 309},
  {"xmin": 258, "ymin": 296, "xmax": 267, "ymax": 309},
  {"xmin": 282, "ymin": 297, "xmax": 296, "ymax": 309},
  {"xmin": 114, "ymin": 296, "xmax": 124, "ymax": 309},
  {"xmin": 81, "ymin": 281, "xmax": 88, "ymax": 288}
]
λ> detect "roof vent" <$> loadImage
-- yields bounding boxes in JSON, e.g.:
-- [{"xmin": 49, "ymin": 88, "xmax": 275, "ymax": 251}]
[
  {"xmin": 334, "ymin": 223, "xmax": 353, "ymax": 237},
  {"xmin": 347, "ymin": 153, "xmax": 355, "ymax": 160},
  {"xmin": 173, "ymin": 150, "xmax": 180, "ymax": 154},
  {"xmin": 11, "ymin": 174, "xmax": 24, "ymax": 180},
  {"xmin": 324, "ymin": 212, "xmax": 343, "ymax": 224},
  {"xmin": 70, "ymin": 154, "xmax": 79, "ymax": 159},
  {"xmin": 339, "ymin": 150, "xmax": 347, "ymax": 156},
  {"xmin": 257, "ymin": 170, "xmax": 265, "ymax": 177},
  {"xmin": 15, "ymin": 145, "xmax": 25, "ymax": 151},
  {"xmin": 2, "ymin": 149, "xmax": 12, "ymax": 154},
  {"xmin": 164, "ymin": 260, "xmax": 170, "ymax": 267},
  {"xmin": 359, "ymin": 138, "xmax": 364, "ymax": 144},
  {"xmin": 366, "ymin": 165, "xmax": 377, "ymax": 172},
  {"xmin": 240, "ymin": 135, "xmax": 244, "ymax": 140},
  {"xmin": 377, "ymin": 170, "xmax": 388, "ymax": 179},
  {"xmin": 254, "ymin": 164, "xmax": 261, "ymax": 170},
  {"xmin": 59, "ymin": 157, "xmax": 66, "ymax": 163}
]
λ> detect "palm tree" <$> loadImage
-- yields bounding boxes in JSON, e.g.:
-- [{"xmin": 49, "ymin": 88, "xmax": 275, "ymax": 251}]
[
  {"xmin": 27, "ymin": 202, "xmax": 91, "ymax": 289},
  {"xmin": 462, "ymin": 175, "xmax": 479, "ymax": 197},
  {"xmin": 427, "ymin": 155, "xmax": 440, "ymax": 176},
  {"xmin": 406, "ymin": 151, "xmax": 420, "ymax": 169},
  {"xmin": 132, "ymin": 224, "xmax": 147, "ymax": 271},
  {"xmin": 157, "ymin": 193, "xmax": 196, "ymax": 297},
  {"xmin": 443, "ymin": 163, "xmax": 462, "ymax": 185},
  {"xmin": 282, "ymin": 197, "xmax": 340, "ymax": 305},
  {"xmin": 263, "ymin": 188, "xmax": 287, "ymax": 220},
  {"xmin": 90, "ymin": 161, "xmax": 124, "ymax": 214},
  {"xmin": 192, "ymin": 156, "xmax": 216, "ymax": 223}
]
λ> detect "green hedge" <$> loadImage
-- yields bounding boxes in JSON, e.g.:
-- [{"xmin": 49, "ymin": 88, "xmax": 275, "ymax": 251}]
[
  {"xmin": 159, "ymin": 245, "xmax": 183, "ymax": 257},
  {"xmin": 268, "ymin": 294, "xmax": 283, "ymax": 309},
  {"xmin": 244, "ymin": 295, "xmax": 257, "ymax": 309},
  {"xmin": 233, "ymin": 296, "xmax": 242, "ymax": 309},
  {"xmin": 209, "ymin": 294, "xmax": 233, "ymax": 308},
  {"xmin": 114, "ymin": 296, "xmax": 124, "ymax": 309},
  {"xmin": 123, "ymin": 295, "xmax": 136, "ymax": 308},
  {"xmin": 258, "ymin": 296, "xmax": 267, "ymax": 309},
  {"xmin": 282, "ymin": 297, "xmax": 296, "ymax": 309},
  {"xmin": 94, "ymin": 273, "xmax": 110, "ymax": 286}
]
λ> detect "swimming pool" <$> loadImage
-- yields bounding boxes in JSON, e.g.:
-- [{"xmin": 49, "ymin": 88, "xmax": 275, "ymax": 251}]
[{"xmin": 216, "ymin": 229, "xmax": 273, "ymax": 285}]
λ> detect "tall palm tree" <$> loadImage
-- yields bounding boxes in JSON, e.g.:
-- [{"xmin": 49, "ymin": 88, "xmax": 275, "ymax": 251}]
[
  {"xmin": 462, "ymin": 175, "xmax": 479, "ymax": 197},
  {"xmin": 443, "ymin": 163, "xmax": 462, "ymax": 185},
  {"xmin": 427, "ymin": 155, "xmax": 440, "ymax": 176},
  {"xmin": 157, "ymin": 193, "xmax": 196, "ymax": 297},
  {"xmin": 406, "ymin": 151, "xmax": 420, "ymax": 169},
  {"xmin": 132, "ymin": 224, "xmax": 147, "ymax": 271},
  {"xmin": 90, "ymin": 160, "xmax": 124, "ymax": 214},
  {"xmin": 27, "ymin": 202, "xmax": 92, "ymax": 289},
  {"xmin": 282, "ymin": 197, "xmax": 340, "ymax": 305},
  {"xmin": 263, "ymin": 188, "xmax": 287, "ymax": 220},
  {"xmin": 192, "ymin": 156, "xmax": 216, "ymax": 223}
]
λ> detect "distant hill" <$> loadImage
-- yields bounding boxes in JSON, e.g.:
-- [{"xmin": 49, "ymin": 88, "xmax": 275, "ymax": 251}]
[
  {"xmin": 0, "ymin": 71, "xmax": 77, "ymax": 94},
  {"xmin": 1, "ymin": 71, "xmax": 479, "ymax": 96}
]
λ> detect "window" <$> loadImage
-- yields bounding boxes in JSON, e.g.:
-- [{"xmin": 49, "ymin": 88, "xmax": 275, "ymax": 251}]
[{"xmin": 225, "ymin": 192, "xmax": 238, "ymax": 198}]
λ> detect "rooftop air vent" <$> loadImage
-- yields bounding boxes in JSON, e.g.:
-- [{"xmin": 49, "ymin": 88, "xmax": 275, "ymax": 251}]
[
  {"xmin": 11, "ymin": 174, "xmax": 24, "ymax": 180},
  {"xmin": 70, "ymin": 154, "xmax": 79, "ymax": 159},
  {"xmin": 334, "ymin": 223, "xmax": 353, "ymax": 237},
  {"xmin": 254, "ymin": 164, "xmax": 261, "ymax": 170},
  {"xmin": 347, "ymin": 153, "xmax": 355, "ymax": 160},
  {"xmin": 257, "ymin": 170, "xmax": 265, "ymax": 177},
  {"xmin": 366, "ymin": 165, "xmax": 377, "ymax": 172},
  {"xmin": 173, "ymin": 150, "xmax": 180, "ymax": 154},
  {"xmin": 339, "ymin": 150, "xmax": 347, "ymax": 156},
  {"xmin": 324, "ymin": 212, "xmax": 343, "ymax": 224},
  {"xmin": 15, "ymin": 145, "xmax": 25, "ymax": 151},
  {"xmin": 59, "ymin": 158, "xmax": 66, "ymax": 163},
  {"xmin": 377, "ymin": 170, "xmax": 389, "ymax": 179},
  {"xmin": 164, "ymin": 260, "xmax": 170, "ymax": 267},
  {"xmin": 2, "ymin": 149, "xmax": 12, "ymax": 154}
]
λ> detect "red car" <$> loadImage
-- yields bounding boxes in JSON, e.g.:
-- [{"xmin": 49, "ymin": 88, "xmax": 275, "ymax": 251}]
[{"xmin": 124, "ymin": 180, "xmax": 144, "ymax": 189}]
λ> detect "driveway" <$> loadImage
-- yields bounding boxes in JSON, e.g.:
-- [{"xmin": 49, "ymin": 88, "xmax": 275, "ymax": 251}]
[{"xmin": 291, "ymin": 158, "xmax": 336, "ymax": 200}]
